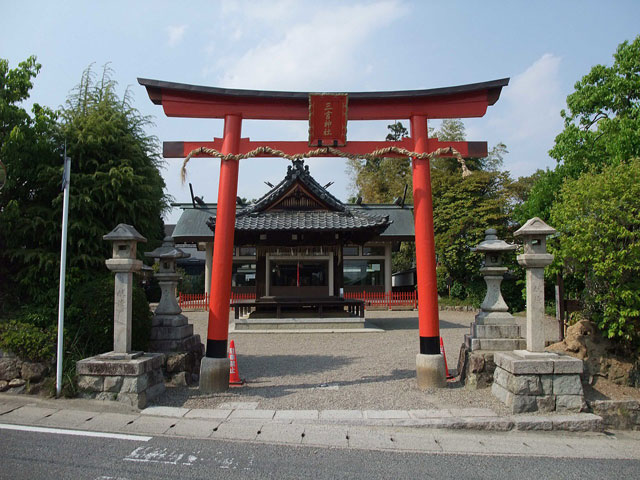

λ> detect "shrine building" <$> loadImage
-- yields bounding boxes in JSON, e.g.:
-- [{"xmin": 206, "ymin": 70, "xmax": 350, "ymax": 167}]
[{"xmin": 171, "ymin": 159, "xmax": 415, "ymax": 300}]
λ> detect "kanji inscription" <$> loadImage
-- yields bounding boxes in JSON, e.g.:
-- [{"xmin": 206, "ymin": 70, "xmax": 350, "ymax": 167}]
[{"xmin": 308, "ymin": 93, "xmax": 348, "ymax": 147}]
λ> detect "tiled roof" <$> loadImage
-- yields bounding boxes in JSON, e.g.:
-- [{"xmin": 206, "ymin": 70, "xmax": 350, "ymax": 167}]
[
  {"xmin": 227, "ymin": 209, "xmax": 390, "ymax": 232},
  {"xmin": 240, "ymin": 159, "xmax": 345, "ymax": 214}
]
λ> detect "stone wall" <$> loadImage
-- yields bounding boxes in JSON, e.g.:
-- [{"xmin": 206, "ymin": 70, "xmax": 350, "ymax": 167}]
[
  {"xmin": 588, "ymin": 399, "xmax": 640, "ymax": 430},
  {"xmin": 0, "ymin": 349, "xmax": 49, "ymax": 394}
]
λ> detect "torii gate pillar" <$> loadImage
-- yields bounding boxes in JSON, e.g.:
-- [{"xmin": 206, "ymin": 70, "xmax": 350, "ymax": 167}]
[
  {"xmin": 200, "ymin": 114, "xmax": 242, "ymax": 393},
  {"xmin": 411, "ymin": 115, "xmax": 446, "ymax": 388}
]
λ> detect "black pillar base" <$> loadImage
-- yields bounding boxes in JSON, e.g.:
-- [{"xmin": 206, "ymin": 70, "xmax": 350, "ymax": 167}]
[
  {"xmin": 206, "ymin": 339, "xmax": 228, "ymax": 358},
  {"xmin": 420, "ymin": 336, "xmax": 440, "ymax": 355}
]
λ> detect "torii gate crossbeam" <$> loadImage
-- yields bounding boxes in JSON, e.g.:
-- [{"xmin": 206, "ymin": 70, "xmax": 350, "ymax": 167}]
[{"xmin": 139, "ymin": 77, "xmax": 509, "ymax": 392}]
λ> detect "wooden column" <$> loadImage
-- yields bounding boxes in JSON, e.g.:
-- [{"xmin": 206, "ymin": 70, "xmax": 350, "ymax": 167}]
[
  {"xmin": 206, "ymin": 114, "xmax": 242, "ymax": 359},
  {"xmin": 410, "ymin": 115, "xmax": 440, "ymax": 355}
]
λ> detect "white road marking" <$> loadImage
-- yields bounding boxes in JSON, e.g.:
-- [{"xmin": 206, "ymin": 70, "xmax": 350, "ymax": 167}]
[
  {"xmin": 211, "ymin": 450, "xmax": 254, "ymax": 470},
  {"xmin": 0, "ymin": 423, "xmax": 151, "ymax": 441},
  {"xmin": 124, "ymin": 446, "xmax": 200, "ymax": 465}
]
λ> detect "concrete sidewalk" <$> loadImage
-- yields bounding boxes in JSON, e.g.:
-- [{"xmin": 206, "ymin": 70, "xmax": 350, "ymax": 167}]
[{"xmin": 2, "ymin": 393, "xmax": 640, "ymax": 460}]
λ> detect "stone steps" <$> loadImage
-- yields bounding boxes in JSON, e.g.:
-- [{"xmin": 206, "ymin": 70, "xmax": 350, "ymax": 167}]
[
  {"xmin": 465, "ymin": 334, "xmax": 526, "ymax": 352},
  {"xmin": 471, "ymin": 323, "xmax": 521, "ymax": 339}
]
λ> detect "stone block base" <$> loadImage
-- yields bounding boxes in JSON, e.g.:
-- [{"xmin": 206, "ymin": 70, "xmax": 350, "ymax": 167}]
[
  {"xmin": 200, "ymin": 357, "xmax": 230, "ymax": 393},
  {"xmin": 162, "ymin": 344, "xmax": 204, "ymax": 386},
  {"xmin": 416, "ymin": 353, "xmax": 446, "ymax": 389},
  {"xmin": 76, "ymin": 352, "xmax": 165, "ymax": 409},
  {"xmin": 457, "ymin": 346, "xmax": 496, "ymax": 389},
  {"xmin": 235, "ymin": 316, "xmax": 365, "ymax": 330},
  {"xmin": 492, "ymin": 351, "xmax": 586, "ymax": 413}
]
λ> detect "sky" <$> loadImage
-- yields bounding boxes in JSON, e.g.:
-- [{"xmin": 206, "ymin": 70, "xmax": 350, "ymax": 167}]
[{"xmin": 2, "ymin": 1, "xmax": 639, "ymax": 223}]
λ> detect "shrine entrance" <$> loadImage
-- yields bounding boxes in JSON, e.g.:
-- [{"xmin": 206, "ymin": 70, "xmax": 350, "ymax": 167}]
[{"xmin": 140, "ymin": 76, "xmax": 509, "ymax": 393}]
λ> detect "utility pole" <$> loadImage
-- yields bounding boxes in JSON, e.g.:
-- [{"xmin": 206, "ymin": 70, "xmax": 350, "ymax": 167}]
[{"xmin": 56, "ymin": 147, "xmax": 71, "ymax": 397}]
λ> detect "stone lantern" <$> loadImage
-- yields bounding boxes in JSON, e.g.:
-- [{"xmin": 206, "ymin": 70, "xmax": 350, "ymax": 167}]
[
  {"xmin": 145, "ymin": 237, "xmax": 201, "ymax": 355},
  {"xmin": 75, "ymin": 224, "xmax": 165, "ymax": 409},
  {"xmin": 492, "ymin": 218, "xmax": 585, "ymax": 414},
  {"xmin": 514, "ymin": 217, "xmax": 556, "ymax": 352},
  {"xmin": 146, "ymin": 236, "xmax": 190, "ymax": 317},
  {"xmin": 471, "ymin": 228, "xmax": 517, "ymax": 325},
  {"xmin": 103, "ymin": 223, "xmax": 146, "ymax": 355},
  {"xmin": 461, "ymin": 228, "xmax": 524, "ymax": 389}
]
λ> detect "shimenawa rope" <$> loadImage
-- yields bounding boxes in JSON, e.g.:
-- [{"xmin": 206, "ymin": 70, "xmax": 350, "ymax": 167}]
[{"xmin": 180, "ymin": 145, "xmax": 471, "ymax": 183}]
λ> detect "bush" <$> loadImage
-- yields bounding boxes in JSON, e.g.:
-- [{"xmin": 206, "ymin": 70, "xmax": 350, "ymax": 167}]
[
  {"xmin": 0, "ymin": 320, "xmax": 57, "ymax": 363},
  {"xmin": 450, "ymin": 281, "xmax": 467, "ymax": 300},
  {"xmin": 65, "ymin": 271, "xmax": 151, "ymax": 355},
  {"xmin": 550, "ymin": 159, "xmax": 640, "ymax": 350},
  {"xmin": 436, "ymin": 266, "xmax": 449, "ymax": 297}
]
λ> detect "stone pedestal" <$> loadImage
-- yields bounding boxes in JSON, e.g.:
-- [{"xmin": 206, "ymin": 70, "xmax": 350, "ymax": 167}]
[
  {"xmin": 76, "ymin": 352, "xmax": 165, "ymax": 409},
  {"xmin": 492, "ymin": 351, "xmax": 586, "ymax": 413},
  {"xmin": 145, "ymin": 237, "xmax": 203, "ymax": 384}
]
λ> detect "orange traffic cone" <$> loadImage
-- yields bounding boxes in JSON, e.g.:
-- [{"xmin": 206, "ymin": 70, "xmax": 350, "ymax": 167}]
[
  {"xmin": 440, "ymin": 337, "xmax": 454, "ymax": 380},
  {"xmin": 228, "ymin": 340, "xmax": 244, "ymax": 386}
]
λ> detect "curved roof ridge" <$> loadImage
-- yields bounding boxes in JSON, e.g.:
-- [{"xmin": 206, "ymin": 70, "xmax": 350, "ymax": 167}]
[{"xmin": 240, "ymin": 159, "xmax": 345, "ymax": 214}]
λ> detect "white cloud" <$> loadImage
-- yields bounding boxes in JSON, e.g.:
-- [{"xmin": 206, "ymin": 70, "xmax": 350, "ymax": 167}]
[
  {"xmin": 166, "ymin": 24, "xmax": 187, "ymax": 47},
  {"xmin": 210, "ymin": 1, "xmax": 407, "ymax": 90},
  {"xmin": 470, "ymin": 53, "xmax": 566, "ymax": 178},
  {"xmin": 491, "ymin": 53, "xmax": 564, "ymax": 142}
]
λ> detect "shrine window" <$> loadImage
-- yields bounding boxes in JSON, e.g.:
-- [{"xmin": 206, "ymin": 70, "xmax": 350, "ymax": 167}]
[
  {"xmin": 343, "ymin": 260, "xmax": 384, "ymax": 286},
  {"xmin": 362, "ymin": 245, "xmax": 385, "ymax": 257},
  {"xmin": 343, "ymin": 245, "xmax": 359, "ymax": 256},
  {"xmin": 232, "ymin": 262, "xmax": 256, "ymax": 287}
]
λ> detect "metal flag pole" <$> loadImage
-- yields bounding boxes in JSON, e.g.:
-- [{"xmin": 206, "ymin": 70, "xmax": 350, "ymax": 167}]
[{"xmin": 56, "ymin": 146, "xmax": 71, "ymax": 397}]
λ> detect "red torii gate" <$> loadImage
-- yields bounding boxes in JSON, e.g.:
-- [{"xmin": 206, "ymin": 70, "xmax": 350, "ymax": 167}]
[{"xmin": 139, "ymin": 77, "xmax": 509, "ymax": 392}]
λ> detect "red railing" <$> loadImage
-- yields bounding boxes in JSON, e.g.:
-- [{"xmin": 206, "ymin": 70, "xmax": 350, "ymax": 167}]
[
  {"xmin": 344, "ymin": 291, "xmax": 417, "ymax": 309},
  {"xmin": 179, "ymin": 291, "xmax": 416, "ymax": 310},
  {"xmin": 178, "ymin": 292, "xmax": 256, "ymax": 311}
]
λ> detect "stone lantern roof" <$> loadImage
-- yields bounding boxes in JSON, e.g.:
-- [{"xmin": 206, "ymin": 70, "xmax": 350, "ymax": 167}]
[
  {"xmin": 145, "ymin": 236, "xmax": 190, "ymax": 260},
  {"xmin": 471, "ymin": 229, "xmax": 516, "ymax": 253},
  {"xmin": 103, "ymin": 223, "xmax": 147, "ymax": 243},
  {"xmin": 514, "ymin": 217, "xmax": 557, "ymax": 237}
]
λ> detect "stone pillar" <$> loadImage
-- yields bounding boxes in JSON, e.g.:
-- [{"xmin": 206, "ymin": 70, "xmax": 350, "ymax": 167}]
[
  {"xmin": 103, "ymin": 224, "xmax": 147, "ymax": 355},
  {"xmin": 514, "ymin": 217, "xmax": 556, "ymax": 352}
]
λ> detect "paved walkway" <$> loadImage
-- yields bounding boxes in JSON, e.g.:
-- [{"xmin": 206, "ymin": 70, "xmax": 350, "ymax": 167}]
[{"xmin": 2, "ymin": 394, "xmax": 639, "ymax": 459}]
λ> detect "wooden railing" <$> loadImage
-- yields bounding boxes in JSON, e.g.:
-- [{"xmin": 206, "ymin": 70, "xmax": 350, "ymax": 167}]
[
  {"xmin": 178, "ymin": 292, "xmax": 256, "ymax": 311},
  {"xmin": 344, "ymin": 291, "xmax": 417, "ymax": 309},
  {"xmin": 178, "ymin": 291, "xmax": 417, "ymax": 311}
]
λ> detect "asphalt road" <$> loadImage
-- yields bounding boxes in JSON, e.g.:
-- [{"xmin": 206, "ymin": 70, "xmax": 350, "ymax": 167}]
[{"xmin": 2, "ymin": 428, "xmax": 639, "ymax": 480}]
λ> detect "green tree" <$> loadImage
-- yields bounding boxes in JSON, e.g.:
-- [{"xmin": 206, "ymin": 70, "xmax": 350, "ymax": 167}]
[
  {"xmin": 550, "ymin": 159, "xmax": 640, "ymax": 350},
  {"xmin": 0, "ymin": 56, "xmax": 62, "ymax": 307},
  {"xmin": 1, "ymin": 62, "xmax": 169, "ymax": 304},
  {"xmin": 346, "ymin": 119, "xmax": 516, "ymax": 295},
  {"xmin": 517, "ymin": 35, "xmax": 640, "ymax": 223},
  {"xmin": 60, "ymin": 65, "xmax": 169, "ymax": 269}
]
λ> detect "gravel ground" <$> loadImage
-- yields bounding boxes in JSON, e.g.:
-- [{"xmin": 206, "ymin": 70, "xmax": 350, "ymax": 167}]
[{"xmin": 156, "ymin": 309, "xmax": 511, "ymax": 415}]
